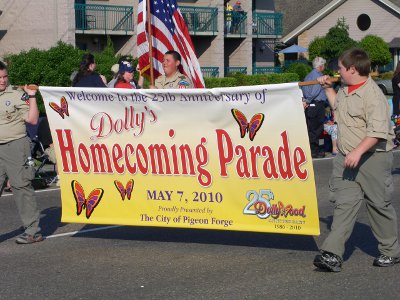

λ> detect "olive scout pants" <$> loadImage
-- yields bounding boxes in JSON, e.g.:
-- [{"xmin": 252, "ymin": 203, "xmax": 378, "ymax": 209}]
[
  {"xmin": 0, "ymin": 136, "xmax": 41, "ymax": 235},
  {"xmin": 321, "ymin": 151, "xmax": 400, "ymax": 259}
]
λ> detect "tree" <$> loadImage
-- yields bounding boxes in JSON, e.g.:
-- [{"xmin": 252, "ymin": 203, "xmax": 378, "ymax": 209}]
[
  {"xmin": 308, "ymin": 36, "xmax": 327, "ymax": 61},
  {"xmin": 359, "ymin": 35, "xmax": 391, "ymax": 71},
  {"xmin": 322, "ymin": 18, "xmax": 358, "ymax": 61}
]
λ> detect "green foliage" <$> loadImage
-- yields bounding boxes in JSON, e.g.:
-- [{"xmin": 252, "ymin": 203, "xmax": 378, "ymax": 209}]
[
  {"xmin": 308, "ymin": 36, "xmax": 327, "ymax": 61},
  {"xmin": 205, "ymin": 77, "xmax": 238, "ymax": 88},
  {"xmin": 322, "ymin": 18, "xmax": 358, "ymax": 61},
  {"xmin": 284, "ymin": 63, "xmax": 312, "ymax": 81},
  {"xmin": 204, "ymin": 73, "xmax": 299, "ymax": 88},
  {"xmin": 5, "ymin": 40, "xmax": 118, "ymax": 114},
  {"xmin": 93, "ymin": 36, "xmax": 119, "ymax": 81},
  {"xmin": 359, "ymin": 35, "xmax": 391, "ymax": 70}
]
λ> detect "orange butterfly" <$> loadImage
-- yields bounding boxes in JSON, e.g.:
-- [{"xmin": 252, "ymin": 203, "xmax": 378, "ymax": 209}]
[
  {"xmin": 114, "ymin": 179, "xmax": 134, "ymax": 200},
  {"xmin": 231, "ymin": 109, "xmax": 264, "ymax": 141},
  {"xmin": 71, "ymin": 180, "xmax": 104, "ymax": 219},
  {"xmin": 49, "ymin": 96, "xmax": 69, "ymax": 119}
]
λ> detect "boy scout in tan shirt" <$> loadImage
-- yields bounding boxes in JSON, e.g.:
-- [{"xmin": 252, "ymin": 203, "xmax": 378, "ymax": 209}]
[
  {"xmin": 313, "ymin": 49, "xmax": 400, "ymax": 272},
  {"xmin": 153, "ymin": 50, "xmax": 193, "ymax": 89},
  {"xmin": 154, "ymin": 71, "xmax": 193, "ymax": 89},
  {"xmin": 0, "ymin": 61, "xmax": 43, "ymax": 244}
]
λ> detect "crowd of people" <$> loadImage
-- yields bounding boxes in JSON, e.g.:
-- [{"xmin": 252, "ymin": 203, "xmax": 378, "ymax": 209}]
[{"xmin": 1, "ymin": 47, "xmax": 400, "ymax": 273}]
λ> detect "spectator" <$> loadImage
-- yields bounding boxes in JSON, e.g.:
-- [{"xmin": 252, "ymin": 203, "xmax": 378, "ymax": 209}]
[
  {"xmin": 0, "ymin": 61, "xmax": 44, "ymax": 244},
  {"xmin": 114, "ymin": 61, "xmax": 144, "ymax": 89},
  {"xmin": 323, "ymin": 107, "xmax": 338, "ymax": 156},
  {"xmin": 392, "ymin": 62, "xmax": 400, "ymax": 116},
  {"xmin": 314, "ymin": 48, "xmax": 399, "ymax": 272},
  {"xmin": 233, "ymin": 0, "xmax": 243, "ymax": 12},
  {"xmin": 107, "ymin": 64, "xmax": 120, "ymax": 88},
  {"xmin": 225, "ymin": 2, "xmax": 233, "ymax": 34},
  {"xmin": 72, "ymin": 53, "xmax": 106, "ymax": 88},
  {"xmin": 153, "ymin": 50, "xmax": 193, "ymax": 89},
  {"xmin": 301, "ymin": 57, "xmax": 328, "ymax": 158},
  {"xmin": 232, "ymin": 1, "xmax": 243, "ymax": 33}
]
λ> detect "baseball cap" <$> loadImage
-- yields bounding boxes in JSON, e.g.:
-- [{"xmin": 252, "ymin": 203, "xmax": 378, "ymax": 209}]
[
  {"xmin": 236, "ymin": 1, "xmax": 241, "ymax": 3},
  {"xmin": 119, "ymin": 61, "xmax": 134, "ymax": 74}
]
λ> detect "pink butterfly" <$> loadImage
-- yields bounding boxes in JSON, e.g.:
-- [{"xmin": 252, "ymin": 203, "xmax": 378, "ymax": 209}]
[
  {"xmin": 231, "ymin": 109, "xmax": 265, "ymax": 141},
  {"xmin": 49, "ymin": 97, "xmax": 69, "ymax": 119},
  {"xmin": 114, "ymin": 179, "xmax": 134, "ymax": 200},
  {"xmin": 71, "ymin": 180, "xmax": 104, "ymax": 219}
]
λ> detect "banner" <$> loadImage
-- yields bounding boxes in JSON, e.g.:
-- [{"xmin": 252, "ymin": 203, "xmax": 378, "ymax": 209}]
[{"xmin": 40, "ymin": 84, "xmax": 320, "ymax": 235}]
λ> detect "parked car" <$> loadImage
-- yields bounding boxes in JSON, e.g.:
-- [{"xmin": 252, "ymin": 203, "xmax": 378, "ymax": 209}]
[{"xmin": 375, "ymin": 79, "xmax": 393, "ymax": 95}]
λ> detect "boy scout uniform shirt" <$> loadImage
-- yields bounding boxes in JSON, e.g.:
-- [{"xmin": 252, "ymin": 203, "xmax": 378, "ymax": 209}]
[
  {"xmin": 154, "ymin": 71, "xmax": 193, "ymax": 89},
  {"xmin": 0, "ymin": 85, "xmax": 29, "ymax": 143},
  {"xmin": 334, "ymin": 76, "xmax": 394, "ymax": 155}
]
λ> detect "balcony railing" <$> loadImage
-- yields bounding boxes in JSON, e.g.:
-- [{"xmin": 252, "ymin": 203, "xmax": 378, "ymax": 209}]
[
  {"xmin": 75, "ymin": 4, "xmax": 133, "ymax": 34},
  {"xmin": 180, "ymin": 6, "xmax": 218, "ymax": 35},
  {"xmin": 253, "ymin": 67, "xmax": 283, "ymax": 74},
  {"xmin": 225, "ymin": 11, "xmax": 247, "ymax": 37},
  {"xmin": 225, "ymin": 67, "xmax": 247, "ymax": 75},
  {"xmin": 252, "ymin": 12, "xmax": 282, "ymax": 37},
  {"xmin": 201, "ymin": 67, "xmax": 219, "ymax": 78}
]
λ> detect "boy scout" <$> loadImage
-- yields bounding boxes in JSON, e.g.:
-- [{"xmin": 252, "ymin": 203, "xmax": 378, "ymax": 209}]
[
  {"xmin": 313, "ymin": 48, "xmax": 399, "ymax": 272},
  {"xmin": 154, "ymin": 50, "xmax": 193, "ymax": 89},
  {"xmin": 0, "ymin": 61, "xmax": 43, "ymax": 244}
]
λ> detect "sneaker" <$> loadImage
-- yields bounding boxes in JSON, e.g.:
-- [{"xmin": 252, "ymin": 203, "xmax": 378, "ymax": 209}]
[
  {"xmin": 15, "ymin": 233, "xmax": 44, "ymax": 244},
  {"xmin": 373, "ymin": 254, "xmax": 400, "ymax": 267},
  {"xmin": 313, "ymin": 251, "xmax": 343, "ymax": 272}
]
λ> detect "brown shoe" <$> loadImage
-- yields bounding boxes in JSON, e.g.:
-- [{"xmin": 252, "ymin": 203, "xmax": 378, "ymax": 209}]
[{"xmin": 15, "ymin": 233, "xmax": 44, "ymax": 244}]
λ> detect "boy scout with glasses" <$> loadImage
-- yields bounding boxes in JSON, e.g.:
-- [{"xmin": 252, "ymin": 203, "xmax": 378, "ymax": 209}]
[{"xmin": 0, "ymin": 61, "xmax": 44, "ymax": 244}]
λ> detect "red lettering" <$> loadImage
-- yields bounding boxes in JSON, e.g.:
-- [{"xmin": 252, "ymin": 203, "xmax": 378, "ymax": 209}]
[
  {"xmin": 262, "ymin": 146, "xmax": 278, "ymax": 179},
  {"xmin": 278, "ymin": 131, "xmax": 293, "ymax": 180},
  {"xmin": 112, "ymin": 144, "xmax": 124, "ymax": 174},
  {"xmin": 293, "ymin": 147, "xmax": 307, "ymax": 179},
  {"xmin": 216, "ymin": 129, "xmax": 233, "ymax": 176},
  {"xmin": 235, "ymin": 145, "xmax": 250, "ymax": 178},
  {"xmin": 56, "ymin": 129, "xmax": 78, "ymax": 172}
]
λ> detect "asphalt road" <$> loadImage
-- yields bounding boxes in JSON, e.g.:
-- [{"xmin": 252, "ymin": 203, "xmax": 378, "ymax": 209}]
[{"xmin": 1, "ymin": 151, "xmax": 400, "ymax": 299}]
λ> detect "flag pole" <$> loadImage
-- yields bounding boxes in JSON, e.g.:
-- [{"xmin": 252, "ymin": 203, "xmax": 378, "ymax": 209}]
[{"xmin": 146, "ymin": 0, "xmax": 155, "ymax": 86}]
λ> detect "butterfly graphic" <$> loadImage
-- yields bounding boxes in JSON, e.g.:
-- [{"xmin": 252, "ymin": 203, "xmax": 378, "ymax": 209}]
[
  {"xmin": 71, "ymin": 180, "xmax": 104, "ymax": 219},
  {"xmin": 114, "ymin": 179, "xmax": 134, "ymax": 200},
  {"xmin": 231, "ymin": 109, "xmax": 265, "ymax": 141},
  {"xmin": 49, "ymin": 96, "xmax": 69, "ymax": 119}
]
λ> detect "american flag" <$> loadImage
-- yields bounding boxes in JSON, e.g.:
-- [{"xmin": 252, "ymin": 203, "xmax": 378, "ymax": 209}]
[{"xmin": 137, "ymin": 0, "xmax": 205, "ymax": 88}]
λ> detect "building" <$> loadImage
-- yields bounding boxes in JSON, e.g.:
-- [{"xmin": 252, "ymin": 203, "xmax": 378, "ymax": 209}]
[
  {"xmin": 0, "ymin": 0, "xmax": 283, "ymax": 77},
  {"xmin": 275, "ymin": 0, "xmax": 400, "ymax": 68}
]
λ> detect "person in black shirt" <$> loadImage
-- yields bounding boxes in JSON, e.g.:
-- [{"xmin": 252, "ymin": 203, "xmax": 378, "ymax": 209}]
[{"xmin": 72, "ymin": 54, "xmax": 106, "ymax": 88}]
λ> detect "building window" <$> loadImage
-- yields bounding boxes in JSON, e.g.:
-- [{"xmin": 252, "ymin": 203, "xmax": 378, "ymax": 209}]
[{"xmin": 357, "ymin": 14, "xmax": 371, "ymax": 31}]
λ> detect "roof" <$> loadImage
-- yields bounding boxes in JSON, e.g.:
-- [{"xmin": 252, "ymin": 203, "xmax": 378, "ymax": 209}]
[{"xmin": 275, "ymin": 0, "xmax": 400, "ymax": 43}]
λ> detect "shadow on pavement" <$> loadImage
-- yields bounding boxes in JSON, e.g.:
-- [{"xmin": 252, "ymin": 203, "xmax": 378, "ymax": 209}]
[
  {"xmin": 0, "ymin": 227, "xmax": 24, "ymax": 243},
  {"xmin": 40, "ymin": 206, "xmax": 66, "ymax": 236},
  {"xmin": 71, "ymin": 224, "xmax": 319, "ymax": 252}
]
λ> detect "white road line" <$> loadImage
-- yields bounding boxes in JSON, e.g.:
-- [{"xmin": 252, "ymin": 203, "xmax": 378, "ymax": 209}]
[{"xmin": 45, "ymin": 225, "xmax": 122, "ymax": 239}]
